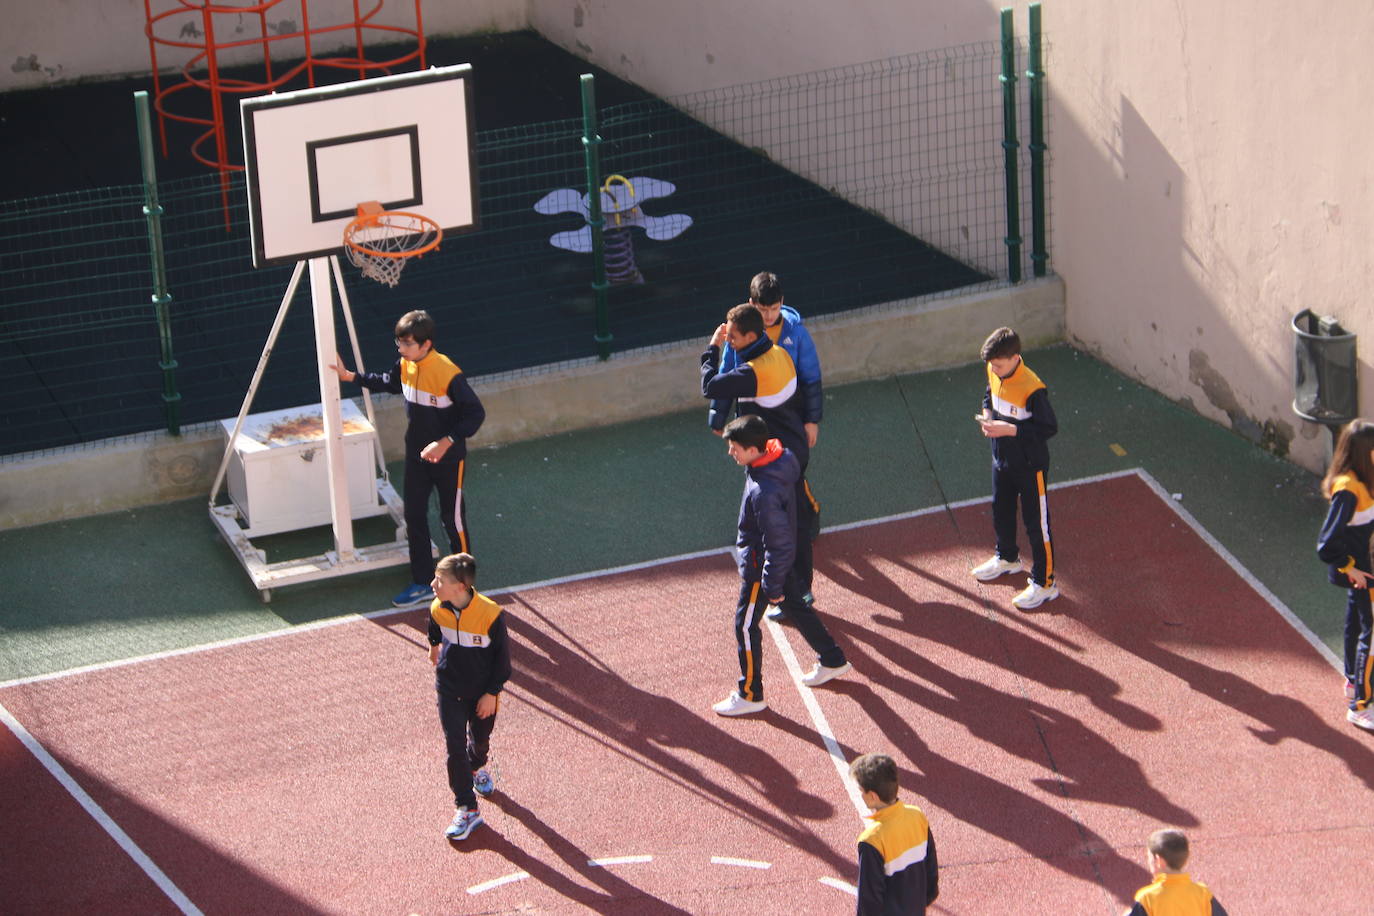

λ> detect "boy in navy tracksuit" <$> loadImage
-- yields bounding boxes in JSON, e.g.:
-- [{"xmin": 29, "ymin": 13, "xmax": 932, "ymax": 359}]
[
  {"xmin": 712, "ymin": 414, "xmax": 850, "ymax": 717},
  {"xmin": 703, "ymin": 304, "xmax": 821, "ymax": 624},
  {"xmin": 970, "ymin": 327, "xmax": 1060, "ymax": 610},
  {"xmin": 850, "ymin": 753, "xmax": 939, "ymax": 915},
  {"xmin": 427, "ymin": 552, "xmax": 510, "ymax": 841},
  {"xmin": 708, "ymin": 272, "xmax": 825, "ymax": 612},
  {"xmin": 331, "ymin": 310, "xmax": 485, "ymax": 608}
]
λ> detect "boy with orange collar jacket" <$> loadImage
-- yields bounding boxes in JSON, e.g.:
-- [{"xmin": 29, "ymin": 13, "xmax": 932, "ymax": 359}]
[
  {"xmin": 703, "ymin": 304, "xmax": 820, "ymax": 622},
  {"xmin": 711, "ymin": 415, "xmax": 850, "ymax": 718}
]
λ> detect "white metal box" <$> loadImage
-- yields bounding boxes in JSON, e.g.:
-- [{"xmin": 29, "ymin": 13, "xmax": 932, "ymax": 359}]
[{"xmin": 220, "ymin": 401, "xmax": 385, "ymax": 536}]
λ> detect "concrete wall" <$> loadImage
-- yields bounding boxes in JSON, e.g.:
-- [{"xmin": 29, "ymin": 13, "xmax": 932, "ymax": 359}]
[
  {"xmin": 1045, "ymin": 0, "xmax": 1373, "ymax": 472},
  {"xmin": 1, "ymin": 0, "xmax": 525, "ymax": 90},
  {"xmin": 529, "ymin": 0, "xmax": 1005, "ymax": 93},
  {"xmin": 532, "ymin": 0, "xmax": 1373, "ymax": 472},
  {"xmin": 0, "ymin": 279, "xmax": 1063, "ymax": 529}
]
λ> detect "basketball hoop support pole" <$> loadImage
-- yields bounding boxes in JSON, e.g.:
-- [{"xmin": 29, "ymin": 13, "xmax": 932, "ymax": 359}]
[
  {"xmin": 309, "ymin": 257, "xmax": 357, "ymax": 563},
  {"xmin": 209, "ymin": 260, "xmax": 415, "ymax": 601}
]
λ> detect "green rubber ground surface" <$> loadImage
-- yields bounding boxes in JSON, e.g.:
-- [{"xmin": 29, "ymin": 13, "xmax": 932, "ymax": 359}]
[{"xmin": 0, "ymin": 345, "xmax": 1333, "ymax": 683}]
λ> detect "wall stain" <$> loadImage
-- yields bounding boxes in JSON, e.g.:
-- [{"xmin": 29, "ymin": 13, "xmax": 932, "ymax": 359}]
[{"xmin": 1188, "ymin": 348, "xmax": 1292, "ymax": 457}]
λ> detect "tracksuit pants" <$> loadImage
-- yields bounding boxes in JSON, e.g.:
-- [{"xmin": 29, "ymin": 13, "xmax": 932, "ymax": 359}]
[
  {"xmin": 734, "ymin": 572, "xmax": 846, "ymax": 702},
  {"xmin": 437, "ymin": 691, "xmax": 497, "ymax": 810},
  {"xmin": 796, "ymin": 477, "xmax": 819, "ymax": 596},
  {"xmin": 991, "ymin": 465, "xmax": 1054, "ymax": 587},
  {"xmin": 1344, "ymin": 584, "xmax": 1373, "ymax": 711},
  {"xmin": 405, "ymin": 455, "xmax": 469, "ymax": 584}
]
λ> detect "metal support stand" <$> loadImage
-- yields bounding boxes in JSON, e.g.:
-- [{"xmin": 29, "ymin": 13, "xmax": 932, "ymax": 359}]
[{"xmin": 208, "ymin": 255, "xmax": 415, "ymax": 602}]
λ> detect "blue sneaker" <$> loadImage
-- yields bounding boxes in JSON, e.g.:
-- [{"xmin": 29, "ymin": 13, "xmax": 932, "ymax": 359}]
[
  {"xmin": 473, "ymin": 768, "xmax": 495, "ymax": 797},
  {"xmin": 444, "ymin": 806, "xmax": 483, "ymax": 840},
  {"xmin": 393, "ymin": 582, "xmax": 434, "ymax": 607}
]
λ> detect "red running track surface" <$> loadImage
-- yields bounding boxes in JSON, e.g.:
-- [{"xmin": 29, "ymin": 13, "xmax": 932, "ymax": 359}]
[{"xmin": 4, "ymin": 472, "xmax": 1372, "ymax": 914}]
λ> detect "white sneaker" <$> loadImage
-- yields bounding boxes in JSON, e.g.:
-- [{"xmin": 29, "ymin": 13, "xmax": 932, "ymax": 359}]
[
  {"xmin": 1348, "ymin": 707, "xmax": 1374, "ymax": 732},
  {"xmin": 971, "ymin": 555, "xmax": 1024, "ymax": 581},
  {"xmin": 713, "ymin": 692, "xmax": 767, "ymax": 717},
  {"xmin": 801, "ymin": 661, "xmax": 853, "ymax": 687},
  {"xmin": 1012, "ymin": 580, "xmax": 1060, "ymax": 610},
  {"xmin": 1345, "ymin": 680, "xmax": 1358, "ymax": 702}
]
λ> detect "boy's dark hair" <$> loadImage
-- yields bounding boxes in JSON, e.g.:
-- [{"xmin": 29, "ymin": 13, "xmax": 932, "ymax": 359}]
[
  {"xmin": 722, "ymin": 414, "xmax": 771, "ymax": 451},
  {"xmin": 726, "ymin": 303, "xmax": 765, "ymax": 339},
  {"xmin": 849, "ymin": 753, "xmax": 900, "ymax": 805},
  {"xmin": 980, "ymin": 326, "xmax": 1022, "ymax": 362},
  {"xmin": 749, "ymin": 271, "xmax": 783, "ymax": 306},
  {"xmin": 395, "ymin": 309, "xmax": 436, "ymax": 345},
  {"xmin": 435, "ymin": 552, "xmax": 477, "ymax": 587},
  {"xmin": 1147, "ymin": 829, "xmax": 1190, "ymax": 870}
]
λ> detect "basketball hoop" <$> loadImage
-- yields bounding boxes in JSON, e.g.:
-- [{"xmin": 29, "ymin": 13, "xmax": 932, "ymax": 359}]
[{"xmin": 343, "ymin": 202, "xmax": 443, "ymax": 287}]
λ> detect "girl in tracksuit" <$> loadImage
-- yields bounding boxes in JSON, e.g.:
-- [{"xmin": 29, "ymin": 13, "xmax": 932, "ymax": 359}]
[{"xmin": 1316, "ymin": 419, "xmax": 1374, "ymax": 731}]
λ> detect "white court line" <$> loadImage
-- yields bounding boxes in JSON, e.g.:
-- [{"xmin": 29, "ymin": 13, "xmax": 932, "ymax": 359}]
[
  {"xmin": 710, "ymin": 856, "xmax": 771, "ymax": 869},
  {"xmin": 767, "ymin": 618, "xmax": 870, "ymax": 821},
  {"xmin": 1134, "ymin": 468, "xmax": 1341, "ymax": 669},
  {"xmin": 819, "ymin": 876, "xmax": 859, "ymax": 896},
  {"xmin": 588, "ymin": 855, "xmax": 653, "ymax": 867},
  {"xmin": 0, "ymin": 701, "xmax": 203, "ymax": 915},
  {"xmin": 0, "ymin": 468, "xmax": 1150, "ymax": 693},
  {"xmin": 1, "ymin": 465, "xmax": 1340, "ymax": 911},
  {"xmin": 467, "ymin": 871, "xmax": 530, "ymax": 895}
]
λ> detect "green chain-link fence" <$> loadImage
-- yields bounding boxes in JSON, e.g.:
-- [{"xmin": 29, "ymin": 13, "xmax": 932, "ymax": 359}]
[{"xmin": 0, "ymin": 39, "xmax": 1047, "ymax": 458}]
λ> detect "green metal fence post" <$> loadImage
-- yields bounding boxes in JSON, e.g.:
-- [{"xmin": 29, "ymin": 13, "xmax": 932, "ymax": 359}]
[
  {"xmin": 999, "ymin": 8, "xmax": 1023, "ymax": 284},
  {"xmin": 133, "ymin": 90, "xmax": 182, "ymax": 434},
  {"xmin": 1027, "ymin": 2, "xmax": 1048, "ymax": 277},
  {"xmin": 580, "ymin": 73, "xmax": 612, "ymax": 360}
]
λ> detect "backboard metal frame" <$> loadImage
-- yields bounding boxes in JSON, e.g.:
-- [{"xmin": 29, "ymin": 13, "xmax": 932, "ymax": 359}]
[{"xmin": 241, "ymin": 64, "xmax": 479, "ymax": 268}]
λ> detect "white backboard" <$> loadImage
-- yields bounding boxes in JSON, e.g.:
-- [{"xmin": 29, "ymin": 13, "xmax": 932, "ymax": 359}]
[{"xmin": 241, "ymin": 64, "xmax": 478, "ymax": 267}]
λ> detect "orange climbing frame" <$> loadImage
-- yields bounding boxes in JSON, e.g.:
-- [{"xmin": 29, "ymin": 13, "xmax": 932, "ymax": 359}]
[{"xmin": 144, "ymin": 0, "xmax": 426, "ymax": 225}]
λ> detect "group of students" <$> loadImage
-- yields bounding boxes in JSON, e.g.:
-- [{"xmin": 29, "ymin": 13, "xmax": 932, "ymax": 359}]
[
  {"xmin": 699, "ymin": 274, "xmax": 1063, "ymax": 725},
  {"xmin": 330, "ymin": 278, "xmax": 1232, "ymax": 912}
]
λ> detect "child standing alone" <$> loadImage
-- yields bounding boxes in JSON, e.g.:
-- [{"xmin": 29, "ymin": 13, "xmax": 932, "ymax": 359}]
[
  {"xmin": 331, "ymin": 309, "xmax": 485, "ymax": 608},
  {"xmin": 970, "ymin": 327, "xmax": 1060, "ymax": 610},
  {"xmin": 1316, "ymin": 419, "xmax": 1374, "ymax": 731},
  {"xmin": 428, "ymin": 552, "xmax": 510, "ymax": 840}
]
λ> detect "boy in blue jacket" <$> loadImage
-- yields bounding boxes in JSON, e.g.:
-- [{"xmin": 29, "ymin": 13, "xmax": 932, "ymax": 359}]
[{"xmin": 713, "ymin": 414, "xmax": 850, "ymax": 717}]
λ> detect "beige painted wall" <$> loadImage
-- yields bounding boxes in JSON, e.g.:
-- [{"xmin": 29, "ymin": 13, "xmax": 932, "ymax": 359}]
[
  {"xmin": 529, "ymin": 0, "xmax": 1006, "ymax": 93},
  {"xmin": 532, "ymin": 0, "xmax": 1372, "ymax": 471},
  {"xmin": 1046, "ymin": 0, "xmax": 1372, "ymax": 471},
  {"xmin": 1, "ymin": 0, "xmax": 525, "ymax": 90}
]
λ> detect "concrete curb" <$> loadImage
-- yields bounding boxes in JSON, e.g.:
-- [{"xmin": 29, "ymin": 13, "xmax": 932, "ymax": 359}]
[{"xmin": 0, "ymin": 277, "xmax": 1063, "ymax": 529}]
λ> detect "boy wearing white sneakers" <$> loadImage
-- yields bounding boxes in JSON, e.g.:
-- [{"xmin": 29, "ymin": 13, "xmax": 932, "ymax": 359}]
[
  {"xmin": 971, "ymin": 327, "xmax": 1060, "ymax": 610},
  {"xmin": 713, "ymin": 414, "xmax": 851, "ymax": 716}
]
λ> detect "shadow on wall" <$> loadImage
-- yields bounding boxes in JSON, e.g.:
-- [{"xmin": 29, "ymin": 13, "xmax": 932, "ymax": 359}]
[{"xmin": 1066, "ymin": 93, "xmax": 1309, "ymax": 460}]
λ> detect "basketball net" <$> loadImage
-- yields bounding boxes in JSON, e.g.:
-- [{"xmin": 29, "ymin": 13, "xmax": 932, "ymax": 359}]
[{"xmin": 344, "ymin": 202, "xmax": 443, "ymax": 287}]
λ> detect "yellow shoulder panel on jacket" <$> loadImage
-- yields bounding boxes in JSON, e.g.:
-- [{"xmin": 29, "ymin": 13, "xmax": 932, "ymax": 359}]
[{"xmin": 459, "ymin": 592, "xmax": 503, "ymax": 636}]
